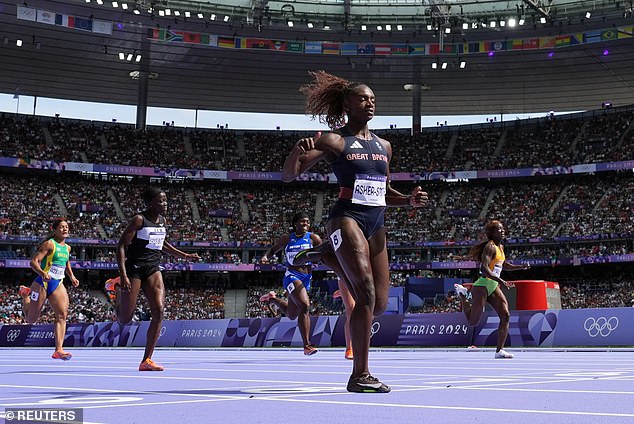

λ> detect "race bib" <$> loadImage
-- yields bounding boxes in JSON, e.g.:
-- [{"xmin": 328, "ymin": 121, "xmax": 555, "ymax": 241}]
[
  {"xmin": 492, "ymin": 263, "xmax": 503, "ymax": 278},
  {"xmin": 352, "ymin": 174, "xmax": 386, "ymax": 206},
  {"xmin": 48, "ymin": 264, "xmax": 65, "ymax": 279},
  {"xmin": 147, "ymin": 231, "xmax": 166, "ymax": 250}
]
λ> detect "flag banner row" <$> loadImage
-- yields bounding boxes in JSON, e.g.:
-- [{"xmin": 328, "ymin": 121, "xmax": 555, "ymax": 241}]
[
  {"xmin": 145, "ymin": 26, "xmax": 632, "ymax": 56},
  {"xmin": 16, "ymin": 4, "xmax": 630, "ymax": 55},
  {"xmin": 17, "ymin": 5, "xmax": 112, "ymax": 35}
]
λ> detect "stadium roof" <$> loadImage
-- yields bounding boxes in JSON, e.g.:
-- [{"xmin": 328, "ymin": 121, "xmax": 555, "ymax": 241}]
[{"xmin": 1, "ymin": 0, "xmax": 632, "ymax": 117}]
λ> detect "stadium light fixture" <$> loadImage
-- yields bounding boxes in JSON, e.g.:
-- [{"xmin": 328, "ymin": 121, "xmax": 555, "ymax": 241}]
[
  {"xmin": 85, "ymin": 0, "xmax": 91, "ymax": 3},
  {"xmin": 396, "ymin": 24, "xmax": 402, "ymax": 31},
  {"xmin": 361, "ymin": 24, "xmax": 366, "ymax": 30},
  {"xmin": 462, "ymin": 22, "xmax": 468, "ymax": 29},
  {"xmin": 174, "ymin": 10, "xmax": 180, "ymax": 16},
  {"xmin": 385, "ymin": 24, "xmax": 392, "ymax": 31},
  {"xmin": 223, "ymin": 15, "xmax": 230, "ymax": 22},
  {"xmin": 158, "ymin": 10, "xmax": 165, "ymax": 16},
  {"xmin": 431, "ymin": 62, "xmax": 437, "ymax": 69},
  {"xmin": 197, "ymin": 12, "xmax": 203, "ymax": 18},
  {"xmin": 210, "ymin": 14, "xmax": 216, "ymax": 20},
  {"xmin": 16, "ymin": 39, "xmax": 22, "ymax": 47},
  {"xmin": 121, "ymin": 3, "xmax": 128, "ymax": 9},
  {"xmin": 441, "ymin": 62, "xmax": 448, "ymax": 69},
  {"xmin": 500, "ymin": 20, "xmax": 506, "ymax": 26},
  {"xmin": 519, "ymin": 18, "xmax": 525, "ymax": 25},
  {"xmin": 287, "ymin": 20, "xmax": 293, "ymax": 27},
  {"xmin": 445, "ymin": 27, "xmax": 451, "ymax": 33},
  {"xmin": 165, "ymin": 9, "xmax": 171, "ymax": 15},
  {"xmin": 184, "ymin": 11, "xmax": 190, "ymax": 18},
  {"xmin": 126, "ymin": 53, "xmax": 133, "ymax": 61},
  {"xmin": 508, "ymin": 18, "xmax": 516, "ymax": 27},
  {"xmin": 307, "ymin": 22, "xmax": 314, "ymax": 28},
  {"xmin": 460, "ymin": 61, "xmax": 466, "ymax": 68},
  {"xmin": 135, "ymin": 54, "xmax": 142, "ymax": 62},
  {"xmin": 540, "ymin": 17, "xmax": 546, "ymax": 23},
  {"xmin": 489, "ymin": 20, "xmax": 496, "ymax": 27},
  {"xmin": 111, "ymin": 1, "xmax": 118, "ymax": 7},
  {"xmin": 118, "ymin": 52, "xmax": 125, "ymax": 60},
  {"xmin": 586, "ymin": 11, "xmax": 591, "ymax": 18},
  {"xmin": 96, "ymin": 0, "xmax": 103, "ymax": 4}
]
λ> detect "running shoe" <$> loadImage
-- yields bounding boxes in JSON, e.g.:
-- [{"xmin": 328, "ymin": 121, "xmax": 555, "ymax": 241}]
[
  {"xmin": 18, "ymin": 285, "xmax": 31, "ymax": 298},
  {"xmin": 259, "ymin": 291, "xmax": 276, "ymax": 303},
  {"xmin": 303, "ymin": 345, "xmax": 319, "ymax": 356},
  {"xmin": 454, "ymin": 283, "xmax": 469, "ymax": 298},
  {"xmin": 346, "ymin": 373, "xmax": 391, "ymax": 393},
  {"xmin": 333, "ymin": 290, "xmax": 342, "ymax": 299},
  {"xmin": 51, "ymin": 351, "xmax": 72, "ymax": 361},
  {"xmin": 345, "ymin": 348, "xmax": 354, "ymax": 360},
  {"xmin": 494, "ymin": 349, "xmax": 514, "ymax": 359},
  {"xmin": 139, "ymin": 358, "xmax": 164, "ymax": 371}
]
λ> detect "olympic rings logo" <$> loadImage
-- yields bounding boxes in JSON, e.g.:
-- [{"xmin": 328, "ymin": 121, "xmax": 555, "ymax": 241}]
[
  {"xmin": 6, "ymin": 329, "xmax": 21, "ymax": 342},
  {"xmin": 583, "ymin": 316, "xmax": 619, "ymax": 337},
  {"xmin": 370, "ymin": 322, "xmax": 381, "ymax": 338}
]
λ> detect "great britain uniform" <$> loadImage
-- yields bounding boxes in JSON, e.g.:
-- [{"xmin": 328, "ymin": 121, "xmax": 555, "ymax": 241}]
[{"xmin": 327, "ymin": 128, "xmax": 389, "ymax": 246}]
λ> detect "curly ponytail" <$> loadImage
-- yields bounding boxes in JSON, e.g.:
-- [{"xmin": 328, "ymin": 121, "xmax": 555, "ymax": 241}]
[{"xmin": 300, "ymin": 70, "xmax": 363, "ymax": 130}]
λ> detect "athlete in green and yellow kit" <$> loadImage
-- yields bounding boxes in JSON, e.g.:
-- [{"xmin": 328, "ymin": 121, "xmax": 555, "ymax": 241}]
[{"xmin": 19, "ymin": 218, "xmax": 79, "ymax": 360}]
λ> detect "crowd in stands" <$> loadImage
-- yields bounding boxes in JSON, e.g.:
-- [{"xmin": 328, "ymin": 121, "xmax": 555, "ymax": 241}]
[{"xmin": 1, "ymin": 108, "xmax": 634, "ymax": 326}]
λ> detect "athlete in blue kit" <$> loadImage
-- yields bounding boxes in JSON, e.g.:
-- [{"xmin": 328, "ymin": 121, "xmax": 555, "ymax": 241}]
[
  {"xmin": 282, "ymin": 71, "xmax": 429, "ymax": 393},
  {"xmin": 260, "ymin": 211, "xmax": 321, "ymax": 355},
  {"xmin": 116, "ymin": 187, "xmax": 200, "ymax": 371}
]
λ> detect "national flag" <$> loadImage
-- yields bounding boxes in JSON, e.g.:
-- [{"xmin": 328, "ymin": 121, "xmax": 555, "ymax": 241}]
[
  {"xmin": 234, "ymin": 37, "xmax": 246, "ymax": 49},
  {"xmin": 55, "ymin": 14, "xmax": 74, "ymax": 28},
  {"xmin": 408, "ymin": 44, "xmax": 425, "ymax": 55},
  {"xmin": 247, "ymin": 39, "xmax": 270, "ymax": 49},
  {"xmin": 523, "ymin": 38, "xmax": 539, "ymax": 49},
  {"xmin": 147, "ymin": 28, "xmax": 165, "ymax": 40},
  {"xmin": 217, "ymin": 37, "xmax": 234, "ymax": 48},
  {"xmin": 182, "ymin": 32, "xmax": 201, "ymax": 44},
  {"xmin": 555, "ymin": 35, "xmax": 571, "ymax": 48},
  {"xmin": 601, "ymin": 30, "xmax": 617, "ymax": 41},
  {"xmin": 357, "ymin": 44, "xmax": 375, "ymax": 55},
  {"xmin": 322, "ymin": 42, "xmax": 340, "ymax": 55},
  {"xmin": 427, "ymin": 44, "xmax": 440, "ymax": 55},
  {"xmin": 92, "ymin": 19, "xmax": 112, "ymax": 34},
  {"xmin": 208, "ymin": 35, "xmax": 218, "ymax": 47},
  {"xmin": 305, "ymin": 41, "xmax": 321, "ymax": 54},
  {"xmin": 489, "ymin": 41, "xmax": 506, "ymax": 52},
  {"xmin": 570, "ymin": 33, "xmax": 584, "ymax": 45},
  {"xmin": 37, "ymin": 10, "xmax": 56, "ymax": 25},
  {"xmin": 200, "ymin": 34, "xmax": 210, "ymax": 45},
  {"xmin": 287, "ymin": 41, "xmax": 303, "ymax": 53},
  {"xmin": 16, "ymin": 6, "xmax": 36, "ymax": 22},
  {"xmin": 584, "ymin": 30, "xmax": 602, "ymax": 43},
  {"xmin": 340, "ymin": 43, "xmax": 358, "ymax": 55},
  {"xmin": 539, "ymin": 37, "xmax": 555, "ymax": 49},
  {"xmin": 375, "ymin": 44, "xmax": 391, "ymax": 55},
  {"xmin": 391, "ymin": 44, "xmax": 409, "ymax": 55},
  {"xmin": 272, "ymin": 40, "xmax": 287, "ymax": 51},
  {"xmin": 165, "ymin": 30, "xmax": 183, "ymax": 42},
  {"xmin": 74, "ymin": 16, "xmax": 93, "ymax": 31},
  {"xmin": 442, "ymin": 43, "xmax": 458, "ymax": 54},
  {"xmin": 618, "ymin": 26, "xmax": 633, "ymax": 39},
  {"xmin": 511, "ymin": 39, "xmax": 523, "ymax": 50},
  {"xmin": 468, "ymin": 42, "xmax": 482, "ymax": 53}
]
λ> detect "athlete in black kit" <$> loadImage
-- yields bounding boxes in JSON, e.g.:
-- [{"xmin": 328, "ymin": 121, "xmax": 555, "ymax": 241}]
[
  {"xmin": 116, "ymin": 187, "xmax": 200, "ymax": 371},
  {"xmin": 283, "ymin": 71, "xmax": 429, "ymax": 393}
]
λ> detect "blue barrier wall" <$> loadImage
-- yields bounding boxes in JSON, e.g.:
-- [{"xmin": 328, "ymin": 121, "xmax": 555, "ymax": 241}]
[{"xmin": 1, "ymin": 308, "xmax": 631, "ymax": 348}]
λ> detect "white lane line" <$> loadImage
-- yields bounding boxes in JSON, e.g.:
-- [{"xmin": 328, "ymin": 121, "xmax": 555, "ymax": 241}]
[{"xmin": 250, "ymin": 396, "xmax": 634, "ymax": 418}]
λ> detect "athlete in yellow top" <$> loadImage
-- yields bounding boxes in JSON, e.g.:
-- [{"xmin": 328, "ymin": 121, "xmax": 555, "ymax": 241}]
[
  {"xmin": 19, "ymin": 218, "xmax": 79, "ymax": 360},
  {"xmin": 454, "ymin": 220, "xmax": 529, "ymax": 359}
]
